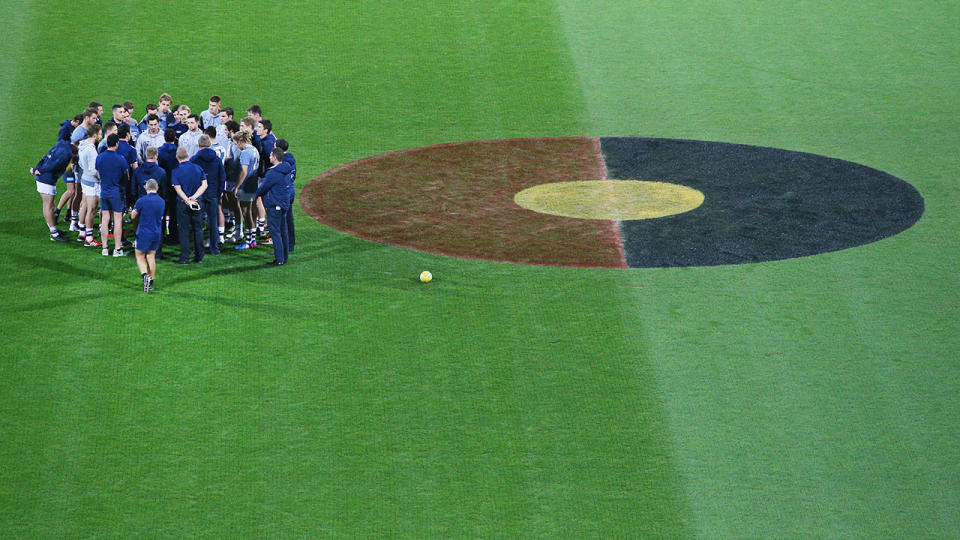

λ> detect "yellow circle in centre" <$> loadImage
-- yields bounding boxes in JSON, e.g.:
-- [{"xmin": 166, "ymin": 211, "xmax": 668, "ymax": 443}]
[{"xmin": 514, "ymin": 180, "xmax": 705, "ymax": 220}]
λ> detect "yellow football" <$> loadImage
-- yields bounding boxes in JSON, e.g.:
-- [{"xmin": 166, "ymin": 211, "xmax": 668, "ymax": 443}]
[{"xmin": 419, "ymin": 271, "xmax": 432, "ymax": 283}]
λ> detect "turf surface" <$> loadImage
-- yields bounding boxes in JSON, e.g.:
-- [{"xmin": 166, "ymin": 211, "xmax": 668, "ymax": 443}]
[{"xmin": 1, "ymin": 1, "xmax": 958, "ymax": 537}]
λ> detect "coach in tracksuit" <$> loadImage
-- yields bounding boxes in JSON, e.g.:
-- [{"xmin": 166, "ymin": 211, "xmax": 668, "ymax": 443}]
[
  {"xmin": 189, "ymin": 135, "xmax": 225, "ymax": 255},
  {"xmin": 255, "ymin": 148, "xmax": 292, "ymax": 265},
  {"xmin": 170, "ymin": 147, "xmax": 207, "ymax": 264},
  {"xmin": 276, "ymin": 139, "xmax": 296, "ymax": 253}
]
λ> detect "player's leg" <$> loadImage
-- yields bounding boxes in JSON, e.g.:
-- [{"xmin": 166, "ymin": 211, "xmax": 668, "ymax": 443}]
[
  {"xmin": 56, "ymin": 181, "xmax": 75, "ymax": 220},
  {"xmin": 256, "ymin": 198, "xmax": 267, "ymax": 241},
  {"xmin": 286, "ymin": 193, "xmax": 296, "ymax": 253},
  {"xmin": 266, "ymin": 206, "xmax": 285, "ymax": 264},
  {"xmin": 112, "ymin": 211, "xmax": 124, "ymax": 253},
  {"xmin": 136, "ymin": 249, "xmax": 148, "ymax": 273},
  {"xmin": 191, "ymin": 202, "xmax": 205, "ymax": 262},
  {"xmin": 37, "ymin": 183, "xmax": 66, "ymax": 241},
  {"xmin": 205, "ymin": 197, "xmax": 220, "ymax": 254},
  {"xmin": 176, "ymin": 201, "xmax": 191, "ymax": 262},
  {"xmin": 99, "ymin": 209, "xmax": 110, "ymax": 254},
  {"xmin": 146, "ymin": 251, "xmax": 156, "ymax": 279}
]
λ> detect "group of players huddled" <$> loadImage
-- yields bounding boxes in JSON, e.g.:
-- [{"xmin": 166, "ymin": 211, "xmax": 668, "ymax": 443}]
[{"xmin": 30, "ymin": 94, "xmax": 297, "ymax": 292}]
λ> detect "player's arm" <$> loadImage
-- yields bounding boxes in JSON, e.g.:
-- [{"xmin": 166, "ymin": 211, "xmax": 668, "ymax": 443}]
[
  {"xmin": 236, "ymin": 164, "xmax": 247, "ymax": 194},
  {"xmin": 192, "ymin": 178, "xmax": 207, "ymax": 200},
  {"xmin": 173, "ymin": 184, "xmax": 191, "ymax": 204}
]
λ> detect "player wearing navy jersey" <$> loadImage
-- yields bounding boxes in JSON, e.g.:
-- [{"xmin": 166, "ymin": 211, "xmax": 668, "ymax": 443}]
[
  {"xmin": 95, "ymin": 133, "xmax": 130, "ymax": 256},
  {"xmin": 30, "ymin": 138, "xmax": 74, "ymax": 241},
  {"xmin": 133, "ymin": 146, "xmax": 167, "ymax": 200},
  {"xmin": 131, "ymin": 179, "xmax": 165, "ymax": 292},
  {"xmin": 190, "ymin": 135, "xmax": 225, "ymax": 255},
  {"xmin": 116, "ymin": 123, "xmax": 139, "ymax": 209}
]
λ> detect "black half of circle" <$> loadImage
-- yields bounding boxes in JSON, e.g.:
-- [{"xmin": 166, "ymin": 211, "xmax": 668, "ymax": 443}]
[{"xmin": 599, "ymin": 137, "xmax": 925, "ymax": 268}]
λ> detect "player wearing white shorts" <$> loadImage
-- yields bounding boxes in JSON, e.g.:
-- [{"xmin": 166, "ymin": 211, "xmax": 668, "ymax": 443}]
[
  {"xmin": 30, "ymin": 138, "xmax": 74, "ymax": 242},
  {"xmin": 77, "ymin": 129, "xmax": 102, "ymax": 246}
]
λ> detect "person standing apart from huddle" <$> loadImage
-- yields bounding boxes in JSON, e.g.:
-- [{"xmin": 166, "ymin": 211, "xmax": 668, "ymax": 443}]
[
  {"xmin": 170, "ymin": 147, "xmax": 208, "ymax": 264},
  {"xmin": 131, "ymin": 179, "xmax": 165, "ymax": 292}
]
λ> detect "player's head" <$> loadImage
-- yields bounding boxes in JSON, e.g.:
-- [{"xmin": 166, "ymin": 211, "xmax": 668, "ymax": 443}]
[
  {"xmin": 164, "ymin": 128, "xmax": 177, "ymax": 143},
  {"xmin": 257, "ymin": 119, "xmax": 272, "ymax": 137},
  {"xmin": 145, "ymin": 146, "xmax": 158, "ymax": 161},
  {"xmin": 270, "ymin": 147, "xmax": 285, "ymax": 164},
  {"xmin": 275, "ymin": 138, "xmax": 289, "ymax": 152},
  {"xmin": 186, "ymin": 114, "xmax": 199, "ymax": 131},
  {"xmin": 145, "ymin": 178, "xmax": 159, "ymax": 193},
  {"xmin": 146, "ymin": 114, "xmax": 160, "ymax": 133},
  {"xmin": 198, "ymin": 135, "xmax": 211, "ymax": 148},
  {"xmin": 117, "ymin": 123, "xmax": 131, "ymax": 139},
  {"xmin": 106, "ymin": 133, "xmax": 119, "ymax": 149},
  {"xmin": 232, "ymin": 130, "xmax": 251, "ymax": 147},
  {"xmin": 208, "ymin": 95, "xmax": 221, "ymax": 114},
  {"xmin": 176, "ymin": 147, "xmax": 189, "ymax": 161}
]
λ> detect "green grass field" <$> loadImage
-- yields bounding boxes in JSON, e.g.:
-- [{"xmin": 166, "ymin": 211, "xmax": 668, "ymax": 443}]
[{"xmin": 1, "ymin": 1, "xmax": 958, "ymax": 537}]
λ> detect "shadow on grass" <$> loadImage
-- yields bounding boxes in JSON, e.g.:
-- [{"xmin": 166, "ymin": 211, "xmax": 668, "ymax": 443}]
[
  {"xmin": 0, "ymin": 217, "xmax": 36, "ymax": 238},
  {"xmin": 161, "ymin": 234, "xmax": 380, "ymax": 287}
]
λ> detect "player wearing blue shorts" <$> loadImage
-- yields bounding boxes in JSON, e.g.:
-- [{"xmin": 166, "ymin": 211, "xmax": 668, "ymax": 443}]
[
  {"xmin": 132, "ymin": 179, "xmax": 165, "ymax": 292},
  {"xmin": 95, "ymin": 133, "xmax": 130, "ymax": 256},
  {"xmin": 54, "ymin": 114, "xmax": 82, "ymax": 229},
  {"xmin": 116, "ymin": 124, "xmax": 139, "ymax": 210}
]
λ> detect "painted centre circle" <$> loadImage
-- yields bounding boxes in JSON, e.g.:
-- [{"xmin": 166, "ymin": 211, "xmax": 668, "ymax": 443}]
[
  {"xmin": 514, "ymin": 180, "xmax": 705, "ymax": 220},
  {"xmin": 300, "ymin": 137, "xmax": 924, "ymax": 269}
]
